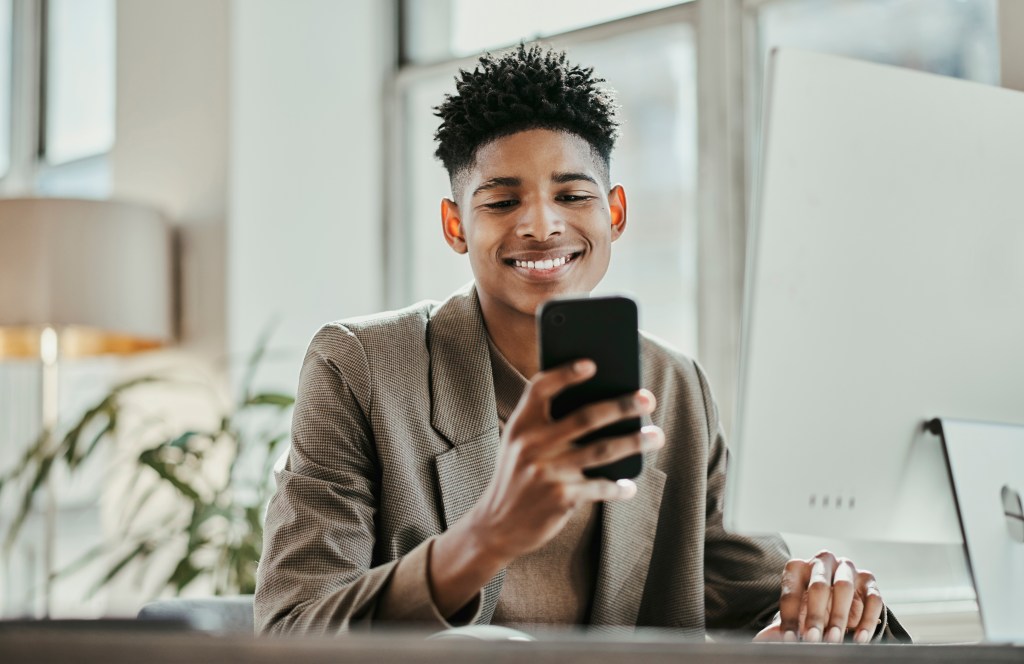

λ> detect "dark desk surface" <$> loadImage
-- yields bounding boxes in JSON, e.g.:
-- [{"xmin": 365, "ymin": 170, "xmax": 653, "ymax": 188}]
[{"xmin": 0, "ymin": 628, "xmax": 1020, "ymax": 664}]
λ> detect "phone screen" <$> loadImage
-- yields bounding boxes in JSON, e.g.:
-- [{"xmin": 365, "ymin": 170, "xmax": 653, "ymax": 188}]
[{"xmin": 537, "ymin": 296, "xmax": 642, "ymax": 480}]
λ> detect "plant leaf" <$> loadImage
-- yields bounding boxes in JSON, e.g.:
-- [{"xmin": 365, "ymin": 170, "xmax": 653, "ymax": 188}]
[
  {"xmin": 167, "ymin": 431, "xmax": 199, "ymax": 450},
  {"xmin": 138, "ymin": 448, "xmax": 202, "ymax": 503},
  {"xmin": 10, "ymin": 429, "xmax": 51, "ymax": 477},
  {"xmin": 62, "ymin": 398, "xmax": 113, "ymax": 467},
  {"xmin": 56, "ymin": 539, "xmax": 111, "ymax": 579},
  {"xmin": 4, "ymin": 448, "xmax": 57, "ymax": 551},
  {"xmin": 69, "ymin": 412, "xmax": 116, "ymax": 471},
  {"xmin": 166, "ymin": 556, "xmax": 202, "ymax": 593},
  {"xmin": 87, "ymin": 540, "xmax": 151, "ymax": 599},
  {"xmin": 122, "ymin": 482, "xmax": 161, "ymax": 530},
  {"xmin": 244, "ymin": 393, "xmax": 294, "ymax": 408}
]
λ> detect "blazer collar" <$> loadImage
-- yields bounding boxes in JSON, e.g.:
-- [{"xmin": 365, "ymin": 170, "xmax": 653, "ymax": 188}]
[
  {"xmin": 427, "ymin": 282, "xmax": 500, "ymax": 447},
  {"xmin": 428, "ymin": 283, "xmax": 508, "ymax": 622}
]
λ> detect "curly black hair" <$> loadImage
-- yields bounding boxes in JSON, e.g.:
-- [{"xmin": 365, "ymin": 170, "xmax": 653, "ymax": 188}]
[{"xmin": 434, "ymin": 43, "xmax": 619, "ymax": 193}]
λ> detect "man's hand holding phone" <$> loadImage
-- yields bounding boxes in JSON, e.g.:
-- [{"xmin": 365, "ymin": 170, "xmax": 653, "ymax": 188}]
[
  {"xmin": 428, "ymin": 359, "xmax": 664, "ymax": 618},
  {"xmin": 467, "ymin": 359, "xmax": 664, "ymax": 563}
]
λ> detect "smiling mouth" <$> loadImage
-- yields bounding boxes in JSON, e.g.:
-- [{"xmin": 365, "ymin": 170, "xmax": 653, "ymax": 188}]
[{"xmin": 504, "ymin": 252, "xmax": 581, "ymax": 272}]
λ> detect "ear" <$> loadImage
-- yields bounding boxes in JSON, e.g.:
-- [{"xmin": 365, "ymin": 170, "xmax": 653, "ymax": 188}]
[
  {"xmin": 441, "ymin": 198, "xmax": 467, "ymax": 254},
  {"xmin": 608, "ymin": 184, "xmax": 627, "ymax": 242}
]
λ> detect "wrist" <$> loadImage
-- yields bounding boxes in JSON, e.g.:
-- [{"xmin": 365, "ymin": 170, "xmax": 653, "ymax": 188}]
[
  {"xmin": 457, "ymin": 507, "xmax": 514, "ymax": 570},
  {"xmin": 427, "ymin": 513, "xmax": 510, "ymax": 619}
]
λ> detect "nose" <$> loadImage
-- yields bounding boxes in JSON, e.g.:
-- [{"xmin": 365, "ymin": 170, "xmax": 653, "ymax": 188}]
[{"xmin": 515, "ymin": 200, "xmax": 563, "ymax": 241}]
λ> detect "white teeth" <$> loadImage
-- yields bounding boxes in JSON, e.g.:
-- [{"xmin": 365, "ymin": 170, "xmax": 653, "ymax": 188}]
[{"xmin": 513, "ymin": 254, "xmax": 575, "ymax": 270}]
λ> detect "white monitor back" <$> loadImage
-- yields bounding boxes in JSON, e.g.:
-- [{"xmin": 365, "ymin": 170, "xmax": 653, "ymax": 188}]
[{"xmin": 727, "ymin": 49, "xmax": 1024, "ymax": 543}]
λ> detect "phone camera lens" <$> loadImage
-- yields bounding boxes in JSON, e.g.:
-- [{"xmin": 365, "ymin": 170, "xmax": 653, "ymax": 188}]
[{"xmin": 550, "ymin": 312, "xmax": 566, "ymax": 327}]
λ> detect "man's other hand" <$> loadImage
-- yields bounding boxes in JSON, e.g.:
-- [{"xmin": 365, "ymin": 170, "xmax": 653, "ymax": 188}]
[{"xmin": 753, "ymin": 550, "xmax": 884, "ymax": 644}]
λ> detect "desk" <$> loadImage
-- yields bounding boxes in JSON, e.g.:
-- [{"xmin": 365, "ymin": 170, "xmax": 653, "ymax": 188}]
[{"xmin": 0, "ymin": 629, "xmax": 1020, "ymax": 664}]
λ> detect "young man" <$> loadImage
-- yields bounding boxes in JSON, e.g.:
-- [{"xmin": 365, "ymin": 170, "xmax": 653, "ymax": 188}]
[{"xmin": 255, "ymin": 44, "xmax": 907, "ymax": 643}]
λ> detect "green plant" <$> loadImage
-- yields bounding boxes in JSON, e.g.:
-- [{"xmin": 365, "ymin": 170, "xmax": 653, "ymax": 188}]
[{"xmin": 0, "ymin": 338, "xmax": 294, "ymax": 598}]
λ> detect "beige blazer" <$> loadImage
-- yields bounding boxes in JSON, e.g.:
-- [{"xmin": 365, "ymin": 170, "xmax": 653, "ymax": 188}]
[{"xmin": 255, "ymin": 284, "xmax": 792, "ymax": 637}]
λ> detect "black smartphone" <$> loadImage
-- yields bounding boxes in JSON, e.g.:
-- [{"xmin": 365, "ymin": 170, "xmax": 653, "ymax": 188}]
[{"xmin": 537, "ymin": 295, "xmax": 642, "ymax": 481}]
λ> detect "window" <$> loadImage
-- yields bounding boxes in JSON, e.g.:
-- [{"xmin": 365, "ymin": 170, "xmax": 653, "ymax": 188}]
[
  {"xmin": 42, "ymin": 0, "xmax": 116, "ymax": 165},
  {"xmin": 395, "ymin": 3, "xmax": 700, "ymax": 355},
  {"xmin": 0, "ymin": 0, "xmax": 114, "ymax": 197},
  {"xmin": 0, "ymin": 0, "xmax": 12, "ymax": 178},
  {"xmin": 743, "ymin": 0, "xmax": 1000, "ymax": 194},
  {"xmin": 403, "ymin": 0, "xmax": 686, "ymax": 63}
]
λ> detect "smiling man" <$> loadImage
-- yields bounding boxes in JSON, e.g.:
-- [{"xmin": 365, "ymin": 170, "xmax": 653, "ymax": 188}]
[{"xmin": 255, "ymin": 44, "xmax": 909, "ymax": 643}]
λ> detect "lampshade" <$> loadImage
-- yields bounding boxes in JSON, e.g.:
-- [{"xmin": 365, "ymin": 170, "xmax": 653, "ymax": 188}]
[{"xmin": 0, "ymin": 198, "xmax": 173, "ymax": 359}]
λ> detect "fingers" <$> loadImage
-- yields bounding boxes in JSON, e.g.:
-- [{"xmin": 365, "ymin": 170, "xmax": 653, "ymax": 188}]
[
  {"xmin": 545, "ymin": 389, "xmax": 656, "ymax": 449},
  {"xmin": 853, "ymin": 570, "xmax": 884, "ymax": 644},
  {"xmin": 801, "ymin": 551, "xmax": 839, "ymax": 642},
  {"xmin": 847, "ymin": 593, "xmax": 864, "ymax": 630},
  {"xmin": 778, "ymin": 558, "xmax": 812, "ymax": 641},
  {"xmin": 752, "ymin": 621, "xmax": 783, "ymax": 642},
  {"xmin": 776, "ymin": 553, "xmax": 883, "ymax": 645},
  {"xmin": 555, "ymin": 425, "xmax": 664, "ymax": 471},
  {"xmin": 519, "ymin": 359, "xmax": 597, "ymax": 420},
  {"xmin": 825, "ymin": 558, "xmax": 857, "ymax": 643},
  {"xmin": 515, "ymin": 361, "xmax": 656, "ymax": 459},
  {"xmin": 569, "ymin": 477, "xmax": 637, "ymax": 504}
]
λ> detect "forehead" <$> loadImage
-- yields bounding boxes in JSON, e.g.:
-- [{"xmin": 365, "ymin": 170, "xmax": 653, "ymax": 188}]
[{"xmin": 464, "ymin": 129, "xmax": 601, "ymax": 186}]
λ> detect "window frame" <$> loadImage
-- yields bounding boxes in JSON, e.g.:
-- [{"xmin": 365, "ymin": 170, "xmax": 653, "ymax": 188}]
[
  {"xmin": 0, "ymin": 0, "xmax": 112, "ymax": 199},
  {"xmin": 387, "ymin": 0, "xmax": 731, "ymax": 387}
]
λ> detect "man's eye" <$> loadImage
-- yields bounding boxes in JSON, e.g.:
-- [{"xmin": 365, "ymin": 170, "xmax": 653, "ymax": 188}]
[
  {"xmin": 558, "ymin": 195, "xmax": 592, "ymax": 203},
  {"xmin": 484, "ymin": 200, "xmax": 517, "ymax": 209}
]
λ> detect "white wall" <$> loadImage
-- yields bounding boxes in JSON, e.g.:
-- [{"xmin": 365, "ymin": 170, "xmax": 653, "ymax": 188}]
[{"xmin": 229, "ymin": 0, "xmax": 392, "ymax": 393}]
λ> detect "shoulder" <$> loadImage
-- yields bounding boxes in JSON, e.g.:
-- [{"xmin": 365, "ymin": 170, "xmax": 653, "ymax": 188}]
[
  {"xmin": 303, "ymin": 284, "xmax": 479, "ymax": 380},
  {"xmin": 640, "ymin": 331, "xmax": 716, "ymax": 432},
  {"xmin": 308, "ymin": 299, "xmax": 441, "ymax": 359},
  {"xmin": 639, "ymin": 331, "xmax": 700, "ymax": 389}
]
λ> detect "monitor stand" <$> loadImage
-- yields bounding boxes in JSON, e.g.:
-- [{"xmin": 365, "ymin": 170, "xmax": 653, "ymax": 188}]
[{"xmin": 930, "ymin": 418, "xmax": 1024, "ymax": 644}]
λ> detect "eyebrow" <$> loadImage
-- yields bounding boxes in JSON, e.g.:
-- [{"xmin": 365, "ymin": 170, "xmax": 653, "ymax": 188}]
[
  {"xmin": 471, "ymin": 172, "xmax": 598, "ymax": 197},
  {"xmin": 472, "ymin": 176, "xmax": 521, "ymax": 197},
  {"xmin": 551, "ymin": 171, "xmax": 598, "ymax": 186}
]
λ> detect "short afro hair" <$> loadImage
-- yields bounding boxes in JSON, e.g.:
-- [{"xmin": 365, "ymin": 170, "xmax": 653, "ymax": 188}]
[{"xmin": 434, "ymin": 43, "xmax": 619, "ymax": 191}]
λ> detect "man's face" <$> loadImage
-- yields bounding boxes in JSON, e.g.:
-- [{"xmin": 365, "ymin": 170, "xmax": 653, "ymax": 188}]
[{"xmin": 442, "ymin": 128, "xmax": 627, "ymax": 321}]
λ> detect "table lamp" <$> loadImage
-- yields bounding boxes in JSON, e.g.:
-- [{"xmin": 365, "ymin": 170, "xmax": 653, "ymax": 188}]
[{"xmin": 0, "ymin": 198, "xmax": 173, "ymax": 617}]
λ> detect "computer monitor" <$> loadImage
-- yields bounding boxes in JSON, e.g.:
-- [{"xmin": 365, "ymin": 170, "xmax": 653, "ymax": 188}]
[{"xmin": 726, "ymin": 49, "xmax": 1024, "ymax": 544}]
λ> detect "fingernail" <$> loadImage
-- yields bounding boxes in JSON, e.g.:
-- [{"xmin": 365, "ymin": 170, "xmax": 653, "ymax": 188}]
[
  {"xmin": 827, "ymin": 626, "xmax": 843, "ymax": 643},
  {"xmin": 615, "ymin": 479, "xmax": 636, "ymax": 497},
  {"xmin": 855, "ymin": 629, "xmax": 871, "ymax": 644},
  {"xmin": 783, "ymin": 631, "xmax": 798, "ymax": 643},
  {"xmin": 805, "ymin": 627, "xmax": 822, "ymax": 643},
  {"xmin": 575, "ymin": 360, "xmax": 595, "ymax": 374},
  {"xmin": 641, "ymin": 427, "xmax": 664, "ymax": 449}
]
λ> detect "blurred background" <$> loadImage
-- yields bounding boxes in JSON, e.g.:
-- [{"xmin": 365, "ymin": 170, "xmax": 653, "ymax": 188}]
[{"xmin": 0, "ymin": 0, "xmax": 1020, "ymax": 640}]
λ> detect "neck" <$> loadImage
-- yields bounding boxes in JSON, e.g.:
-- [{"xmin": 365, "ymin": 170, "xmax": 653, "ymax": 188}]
[{"xmin": 478, "ymin": 294, "xmax": 540, "ymax": 379}]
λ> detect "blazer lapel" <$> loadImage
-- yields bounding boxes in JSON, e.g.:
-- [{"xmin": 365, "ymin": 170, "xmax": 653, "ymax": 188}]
[
  {"xmin": 428, "ymin": 283, "xmax": 506, "ymax": 622},
  {"xmin": 589, "ymin": 448, "xmax": 666, "ymax": 628}
]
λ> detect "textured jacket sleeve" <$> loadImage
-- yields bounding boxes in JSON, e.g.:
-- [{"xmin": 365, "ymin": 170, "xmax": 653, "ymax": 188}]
[
  {"xmin": 254, "ymin": 323, "xmax": 462, "ymax": 635},
  {"xmin": 693, "ymin": 362, "xmax": 793, "ymax": 634}
]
